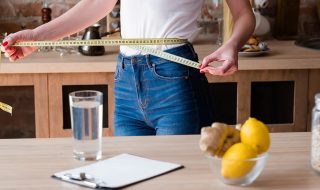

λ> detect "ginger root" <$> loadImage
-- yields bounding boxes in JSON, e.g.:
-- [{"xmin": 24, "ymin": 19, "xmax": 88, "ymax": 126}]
[{"xmin": 199, "ymin": 122, "xmax": 241, "ymax": 157}]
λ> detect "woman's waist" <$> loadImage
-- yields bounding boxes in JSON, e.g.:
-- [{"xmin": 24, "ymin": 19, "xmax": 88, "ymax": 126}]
[
  {"xmin": 118, "ymin": 43, "xmax": 197, "ymax": 63},
  {"xmin": 119, "ymin": 33, "xmax": 194, "ymax": 56},
  {"xmin": 120, "ymin": 44, "xmax": 184, "ymax": 56}
]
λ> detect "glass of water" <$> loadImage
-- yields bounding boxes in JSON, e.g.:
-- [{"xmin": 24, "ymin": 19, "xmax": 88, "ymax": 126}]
[{"xmin": 69, "ymin": 90, "xmax": 103, "ymax": 161}]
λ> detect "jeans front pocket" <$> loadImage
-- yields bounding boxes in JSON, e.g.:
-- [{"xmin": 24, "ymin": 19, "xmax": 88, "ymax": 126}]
[{"xmin": 151, "ymin": 60, "xmax": 189, "ymax": 80}]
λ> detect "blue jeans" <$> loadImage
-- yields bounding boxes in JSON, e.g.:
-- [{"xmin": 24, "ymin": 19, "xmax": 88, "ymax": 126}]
[{"xmin": 114, "ymin": 43, "xmax": 213, "ymax": 136}]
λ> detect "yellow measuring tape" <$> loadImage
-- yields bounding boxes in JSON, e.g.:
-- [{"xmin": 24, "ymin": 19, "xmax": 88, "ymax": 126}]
[
  {"xmin": 0, "ymin": 102, "xmax": 12, "ymax": 115},
  {"xmin": 0, "ymin": 38, "xmax": 202, "ymax": 115},
  {"xmin": 12, "ymin": 38, "xmax": 201, "ymax": 68}
]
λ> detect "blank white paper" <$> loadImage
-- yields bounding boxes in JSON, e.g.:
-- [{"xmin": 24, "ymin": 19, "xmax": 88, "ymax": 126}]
[{"xmin": 53, "ymin": 153, "xmax": 183, "ymax": 189}]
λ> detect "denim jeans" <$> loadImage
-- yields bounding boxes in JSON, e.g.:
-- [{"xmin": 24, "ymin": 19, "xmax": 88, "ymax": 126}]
[{"xmin": 114, "ymin": 43, "xmax": 214, "ymax": 136}]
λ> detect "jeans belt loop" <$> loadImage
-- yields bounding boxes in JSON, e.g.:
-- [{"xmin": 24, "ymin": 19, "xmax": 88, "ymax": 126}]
[
  {"xmin": 145, "ymin": 54, "xmax": 153, "ymax": 69},
  {"xmin": 121, "ymin": 56, "xmax": 125, "ymax": 69}
]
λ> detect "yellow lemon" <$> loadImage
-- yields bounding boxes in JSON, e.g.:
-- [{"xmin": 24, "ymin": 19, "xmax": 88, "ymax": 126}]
[
  {"xmin": 221, "ymin": 143, "xmax": 257, "ymax": 179},
  {"xmin": 240, "ymin": 117, "xmax": 270, "ymax": 154}
]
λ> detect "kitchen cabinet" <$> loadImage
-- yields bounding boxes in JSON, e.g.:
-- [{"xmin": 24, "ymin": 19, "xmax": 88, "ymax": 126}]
[
  {"xmin": 47, "ymin": 73, "xmax": 114, "ymax": 137},
  {"xmin": 0, "ymin": 40, "xmax": 319, "ymax": 137},
  {"xmin": 0, "ymin": 74, "xmax": 48, "ymax": 138},
  {"xmin": 206, "ymin": 69, "xmax": 309, "ymax": 132}
]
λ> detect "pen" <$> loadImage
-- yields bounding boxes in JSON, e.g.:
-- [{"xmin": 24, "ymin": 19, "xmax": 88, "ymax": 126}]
[{"xmin": 61, "ymin": 175, "xmax": 98, "ymax": 188}]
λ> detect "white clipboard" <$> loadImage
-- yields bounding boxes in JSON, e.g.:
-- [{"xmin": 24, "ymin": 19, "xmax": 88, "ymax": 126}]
[{"xmin": 52, "ymin": 153, "xmax": 184, "ymax": 189}]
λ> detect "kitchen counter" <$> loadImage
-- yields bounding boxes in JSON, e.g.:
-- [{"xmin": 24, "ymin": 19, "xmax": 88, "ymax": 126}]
[
  {"xmin": 0, "ymin": 132, "xmax": 318, "ymax": 190},
  {"xmin": 0, "ymin": 39, "xmax": 320, "ymax": 74}
]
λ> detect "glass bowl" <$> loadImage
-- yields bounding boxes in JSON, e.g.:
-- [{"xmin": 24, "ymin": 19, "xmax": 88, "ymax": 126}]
[{"xmin": 206, "ymin": 152, "xmax": 269, "ymax": 186}]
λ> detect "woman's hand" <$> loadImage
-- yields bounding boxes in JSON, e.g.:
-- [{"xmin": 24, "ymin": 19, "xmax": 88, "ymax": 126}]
[
  {"xmin": 1, "ymin": 30, "xmax": 38, "ymax": 62},
  {"xmin": 199, "ymin": 42, "xmax": 238, "ymax": 76},
  {"xmin": 199, "ymin": 0, "xmax": 255, "ymax": 76}
]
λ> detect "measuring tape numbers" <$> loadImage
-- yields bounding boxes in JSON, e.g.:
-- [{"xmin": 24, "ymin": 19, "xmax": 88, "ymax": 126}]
[{"xmin": 14, "ymin": 38, "xmax": 187, "ymax": 47}]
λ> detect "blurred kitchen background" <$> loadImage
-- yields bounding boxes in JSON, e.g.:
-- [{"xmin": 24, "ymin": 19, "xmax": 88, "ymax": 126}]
[{"xmin": 0, "ymin": 0, "xmax": 319, "ymax": 41}]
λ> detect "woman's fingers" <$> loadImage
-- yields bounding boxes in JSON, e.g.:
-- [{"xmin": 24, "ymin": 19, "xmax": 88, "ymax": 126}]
[
  {"xmin": 200, "ymin": 59, "xmax": 238, "ymax": 76},
  {"xmin": 4, "ymin": 47, "xmax": 17, "ymax": 57},
  {"xmin": 3, "ymin": 33, "xmax": 18, "ymax": 47},
  {"xmin": 1, "ymin": 43, "xmax": 7, "ymax": 52},
  {"xmin": 199, "ymin": 54, "xmax": 219, "ymax": 69},
  {"xmin": 223, "ymin": 66, "xmax": 238, "ymax": 75},
  {"xmin": 8, "ymin": 54, "xmax": 17, "ymax": 62},
  {"xmin": 219, "ymin": 59, "xmax": 237, "ymax": 74},
  {"xmin": 7, "ymin": 49, "xmax": 23, "ymax": 62},
  {"xmin": 1, "ymin": 34, "xmax": 18, "ymax": 55},
  {"xmin": 200, "ymin": 67, "xmax": 237, "ymax": 76},
  {"xmin": 8, "ymin": 52, "xmax": 21, "ymax": 62}
]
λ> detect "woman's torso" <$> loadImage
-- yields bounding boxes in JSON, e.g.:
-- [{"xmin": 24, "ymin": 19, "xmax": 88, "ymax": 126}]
[{"xmin": 120, "ymin": 0, "xmax": 204, "ymax": 55}]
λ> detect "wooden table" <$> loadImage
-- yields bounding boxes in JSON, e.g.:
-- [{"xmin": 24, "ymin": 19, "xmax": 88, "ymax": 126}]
[{"xmin": 0, "ymin": 132, "xmax": 319, "ymax": 190}]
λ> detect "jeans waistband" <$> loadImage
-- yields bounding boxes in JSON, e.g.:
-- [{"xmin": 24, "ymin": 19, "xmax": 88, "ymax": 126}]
[{"xmin": 117, "ymin": 43, "xmax": 198, "ymax": 64}]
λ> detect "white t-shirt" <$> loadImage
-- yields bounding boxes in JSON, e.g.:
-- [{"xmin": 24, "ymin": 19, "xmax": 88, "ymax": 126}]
[{"xmin": 120, "ymin": 0, "xmax": 204, "ymax": 56}]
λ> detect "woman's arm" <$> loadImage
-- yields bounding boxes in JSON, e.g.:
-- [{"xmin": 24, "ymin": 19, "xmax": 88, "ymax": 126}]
[
  {"xmin": 34, "ymin": 0, "xmax": 118, "ymax": 40},
  {"xmin": 1, "ymin": 0, "xmax": 117, "ymax": 61},
  {"xmin": 224, "ymin": 0, "xmax": 256, "ymax": 50},
  {"xmin": 200, "ymin": 0, "xmax": 255, "ymax": 76}
]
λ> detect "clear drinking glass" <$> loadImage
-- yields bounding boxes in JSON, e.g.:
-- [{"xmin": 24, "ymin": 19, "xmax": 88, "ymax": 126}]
[
  {"xmin": 207, "ymin": 153, "xmax": 269, "ymax": 186},
  {"xmin": 69, "ymin": 90, "xmax": 103, "ymax": 161},
  {"xmin": 311, "ymin": 93, "xmax": 320, "ymax": 174}
]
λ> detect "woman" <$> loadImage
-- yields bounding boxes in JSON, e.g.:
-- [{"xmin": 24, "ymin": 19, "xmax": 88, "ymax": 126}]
[{"xmin": 1, "ymin": 0, "xmax": 255, "ymax": 136}]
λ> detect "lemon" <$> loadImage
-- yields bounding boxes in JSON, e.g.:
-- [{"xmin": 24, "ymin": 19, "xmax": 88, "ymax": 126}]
[
  {"xmin": 240, "ymin": 117, "xmax": 270, "ymax": 154},
  {"xmin": 221, "ymin": 143, "xmax": 257, "ymax": 179}
]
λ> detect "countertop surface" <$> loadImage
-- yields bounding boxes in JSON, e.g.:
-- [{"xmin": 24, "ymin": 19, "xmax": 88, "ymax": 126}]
[
  {"xmin": 0, "ymin": 38, "xmax": 320, "ymax": 74},
  {"xmin": 0, "ymin": 132, "xmax": 319, "ymax": 190}
]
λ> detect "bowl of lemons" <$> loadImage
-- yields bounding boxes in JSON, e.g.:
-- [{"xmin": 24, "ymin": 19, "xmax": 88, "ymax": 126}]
[{"xmin": 199, "ymin": 118, "xmax": 270, "ymax": 186}]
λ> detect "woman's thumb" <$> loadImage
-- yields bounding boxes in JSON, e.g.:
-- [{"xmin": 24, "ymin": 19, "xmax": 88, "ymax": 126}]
[{"xmin": 3, "ymin": 33, "xmax": 19, "ymax": 47}]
